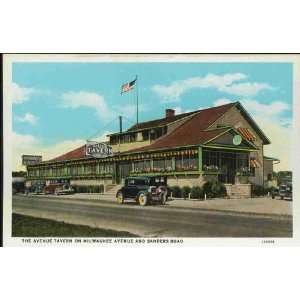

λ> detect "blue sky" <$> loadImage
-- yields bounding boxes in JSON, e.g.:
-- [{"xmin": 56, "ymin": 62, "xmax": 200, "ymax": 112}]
[{"xmin": 11, "ymin": 62, "xmax": 293, "ymax": 170}]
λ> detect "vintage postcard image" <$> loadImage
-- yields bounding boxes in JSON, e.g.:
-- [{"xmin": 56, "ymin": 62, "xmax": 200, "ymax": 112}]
[{"xmin": 2, "ymin": 54, "xmax": 299, "ymax": 246}]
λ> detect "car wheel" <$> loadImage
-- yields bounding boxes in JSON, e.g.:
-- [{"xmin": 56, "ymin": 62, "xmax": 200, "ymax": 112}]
[
  {"xmin": 161, "ymin": 193, "xmax": 167, "ymax": 205},
  {"xmin": 138, "ymin": 192, "xmax": 148, "ymax": 206},
  {"xmin": 116, "ymin": 192, "xmax": 124, "ymax": 204},
  {"xmin": 280, "ymin": 196, "xmax": 284, "ymax": 200},
  {"xmin": 54, "ymin": 189, "xmax": 59, "ymax": 195}
]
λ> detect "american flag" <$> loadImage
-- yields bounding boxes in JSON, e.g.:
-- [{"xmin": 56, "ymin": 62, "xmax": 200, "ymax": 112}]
[{"xmin": 121, "ymin": 78, "xmax": 136, "ymax": 94}]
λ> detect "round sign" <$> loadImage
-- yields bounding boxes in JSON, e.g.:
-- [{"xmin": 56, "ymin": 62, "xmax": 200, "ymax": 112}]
[{"xmin": 233, "ymin": 134, "xmax": 242, "ymax": 145}]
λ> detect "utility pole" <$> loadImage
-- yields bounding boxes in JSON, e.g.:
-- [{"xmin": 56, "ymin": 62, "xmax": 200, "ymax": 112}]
[
  {"xmin": 119, "ymin": 115, "xmax": 123, "ymax": 133},
  {"xmin": 136, "ymin": 75, "xmax": 139, "ymax": 125}
]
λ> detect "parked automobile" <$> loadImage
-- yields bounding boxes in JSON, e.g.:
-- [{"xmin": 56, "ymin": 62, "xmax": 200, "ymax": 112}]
[
  {"xmin": 25, "ymin": 184, "xmax": 44, "ymax": 195},
  {"xmin": 116, "ymin": 176, "xmax": 169, "ymax": 206},
  {"xmin": 271, "ymin": 183, "xmax": 292, "ymax": 200},
  {"xmin": 12, "ymin": 177, "xmax": 25, "ymax": 194},
  {"xmin": 44, "ymin": 183, "xmax": 74, "ymax": 195}
]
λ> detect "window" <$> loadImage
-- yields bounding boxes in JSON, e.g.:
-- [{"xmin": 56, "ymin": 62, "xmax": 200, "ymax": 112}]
[
  {"xmin": 153, "ymin": 158, "xmax": 173, "ymax": 172},
  {"xmin": 133, "ymin": 160, "xmax": 151, "ymax": 172},
  {"xmin": 119, "ymin": 133, "xmax": 137, "ymax": 144},
  {"xmin": 175, "ymin": 155, "xmax": 198, "ymax": 171},
  {"xmin": 236, "ymin": 153, "xmax": 249, "ymax": 169},
  {"xmin": 203, "ymin": 151, "xmax": 219, "ymax": 168},
  {"xmin": 110, "ymin": 136, "xmax": 118, "ymax": 145},
  {"xmin": 99, "ymin": 163, "xmax": 113, "ymax": 174},
  {"xmin": 126, "ymin": 178, "xmax": 148, "ymax": 186},
  {"xmin": 142, "ymin": 130, "xmax": 149, "ymax": 141}
]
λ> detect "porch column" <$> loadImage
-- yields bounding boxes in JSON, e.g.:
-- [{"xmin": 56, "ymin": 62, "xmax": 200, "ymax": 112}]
[
  {"xmin": 198, "ymin": 146, "xmax": 202, "ymax": 171},
  {"xmin": 172, "ymin": 157, "xmax": 176, "ymax": 171}
]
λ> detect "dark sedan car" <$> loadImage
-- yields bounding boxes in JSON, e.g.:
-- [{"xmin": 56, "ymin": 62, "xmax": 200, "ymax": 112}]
[
  {"xmin": 271, "ymin": 183, "xmax": 292, "ymax": 200},
  {"xmin": 116, "ymin": 176, "xmax": 169, "ymax": 206}
]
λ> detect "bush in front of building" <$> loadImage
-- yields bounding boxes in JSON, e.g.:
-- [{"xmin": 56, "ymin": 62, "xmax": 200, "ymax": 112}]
[
  {"xmin": 202, "ymin": 181, "xmax": 227, "ymax": 198},
  {"xmin": 72, "ymin": 185, "xmax": 104, "ymax": 193},
  {"xmin": 182, "ymin": 186, "xmax": 191, "ymax": 199},
  {"xmin": 170, "ymin": 185, "xmax": 182, "ymax": 198},
  {"xmin": 251, "ymin": 185, "xmax": 271, "ymax": 197},
  {"xmin": 190, "ymin": 186, "xmax": 204, "ymax": 200}
]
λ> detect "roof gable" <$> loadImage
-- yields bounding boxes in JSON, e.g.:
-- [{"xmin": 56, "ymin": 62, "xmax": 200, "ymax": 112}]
[
  {"xmin": 234, "ymin": 102, "xmax": 270, "ymax": 144},
  {"xmin": 204, "ymin": 128, "xmax": 258, "ymax": 149}
]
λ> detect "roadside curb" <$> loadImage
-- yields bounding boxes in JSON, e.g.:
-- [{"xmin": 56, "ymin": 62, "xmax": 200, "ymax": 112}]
[
  {"xmin": 164, "ymin": 203, "xmax": 292, "ymax": 220},
  {"xmin": 17, "ymin": 194, "xmax": 292, "ymax": 221}
]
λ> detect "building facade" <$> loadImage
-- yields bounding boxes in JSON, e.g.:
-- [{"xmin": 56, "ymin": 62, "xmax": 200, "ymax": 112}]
[{"xmin": 26, "ymin": 102, "xmax": 275, "ymax": 196}]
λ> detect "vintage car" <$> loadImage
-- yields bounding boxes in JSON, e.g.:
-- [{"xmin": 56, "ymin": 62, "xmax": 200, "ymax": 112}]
[
  {"xmin": 25, "ymin": 183, "xmax": 44, "ymax": 195},
  {"xmin": 116, "ymin": 176, "xmax": 169, "ymax": 206},
  {"xmin": 271, "ymin": 183, "xmax": 292, "ymax": 200},
  {"xmin": 44, "ymin": 183, "xmax": 74, "ymax": 195}
]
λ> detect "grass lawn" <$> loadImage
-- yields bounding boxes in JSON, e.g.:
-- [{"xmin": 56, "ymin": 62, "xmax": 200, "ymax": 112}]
[{"xmin": 12, "ymin": 213, "xmax": 138, "ymax": 237}]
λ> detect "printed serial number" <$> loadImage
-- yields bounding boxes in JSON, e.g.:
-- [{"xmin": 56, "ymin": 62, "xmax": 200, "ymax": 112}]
[{"xmin": 262, "ymin": 240, "xmax": 275, "ymax": 244}]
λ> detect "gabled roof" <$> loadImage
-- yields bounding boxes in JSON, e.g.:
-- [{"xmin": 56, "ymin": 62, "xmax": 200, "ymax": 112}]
[
  {"xmin": 125, "ymin": 103, "xmax": 236, "ymax": 153},
  {"xmin": 49, "ymin": 145, "xmax": 86, "ymax": 162},
  {"xmin": 125, "ymin": 111, "xmax": 196, "ymax": 132}
]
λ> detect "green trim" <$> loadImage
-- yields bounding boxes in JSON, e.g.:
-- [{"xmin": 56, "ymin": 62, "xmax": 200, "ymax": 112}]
[
  {"xmin": 203, "ymin": 144, "xmax": 257, "ymax": 152},
  {"xmin": 129, "ymin": 170, "xmax": 200, "ymax": 177},
  {"xmin": 202, "ymin": 171, "xmax": 220, "ymax": 175},
  {"xmin": 26, "ymin": 174, "xmax": 113, "ymax": 180},
  {"xmin": 203, "ymin": 128, "xmax": 232, "ymax": 144},
  {"xmin": 204, "ymin": 127, "xmax": 259, "ymax": 150}
]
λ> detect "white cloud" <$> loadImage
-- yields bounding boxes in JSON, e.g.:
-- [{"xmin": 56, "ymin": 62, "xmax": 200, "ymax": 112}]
[
  {"xmin": 255, "ymin": 116, "xmax": 292, "ymax": 172},
  {"xmin": 213, "ymin": 98, "xmax": 233, "ymax": 107},
  {"xmin": 220, "ymin": 82, "xmax": 272, "ymax": 97},
  {"xmin": 173, "ymin": 106, "xmax": 183, "ymax": 114},
  {"xmin": 172, "ymin": 106, "xmax": 194, "ymax": 115},
  {"xmin": 61, "ymin": 91, "xmax": 112, "ymax": 121},
  {"xmin": 10, "ymin": 82, "xmax": 36, "ymax": 104},
  {"xmin": 152, "ymin": 73, "xmax": 272, "ymax": 102},
  {"xmin": 114, "ymin": 104, "xmax": 147, "ymax": 119},
  {"xmin": 242, "ymin": 99, "xmax": 290, "ymax": 117},
  {"xmin": 12, "ymin": 131, "xmax": 87, "ymax": 171},
  {"xmin": 214, "ymin": 98, "xmax": 290, "ymax": 118},
  {"xmin": 15, "ymin": 113, "xmax": 39, "ymax": 125},
  {"xmin": 12, "ymin": 130, "xmax": 114, "ymax": 171}
]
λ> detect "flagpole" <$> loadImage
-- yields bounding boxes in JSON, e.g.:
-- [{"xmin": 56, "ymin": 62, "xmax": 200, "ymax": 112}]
[{"xmin": 136, "ymin": 75, "xmax": 139, "ymax": 124}]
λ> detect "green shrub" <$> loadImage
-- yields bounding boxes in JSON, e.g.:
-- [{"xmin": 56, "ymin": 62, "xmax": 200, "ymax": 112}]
[
  {"xmin": 190, "ymin": 186, "xmax": 204, "ymax": 199},
  {"xmin": 170, "ymin": 186, "xmax": 182, "ymax": 198},
  {"xmin": 202, "ymin": 181, "xmax": 227, "ymax": 198},
  {"xmin": 202, "ymin": 181, "xmax": 214, "ymax": 198},
  {"xmin": 252, "ymin": 185, "xmax": 270, "ymax": 197},
  {"xmin": 182, "ymin": 186, "xmax": 191, "ymax": 199},
  {"xmin": 211, "ymin": 181, "xmax": 227, "ymax": 198}
]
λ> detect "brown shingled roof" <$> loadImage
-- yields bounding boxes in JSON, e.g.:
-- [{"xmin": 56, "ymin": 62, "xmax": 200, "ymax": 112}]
[
  {"xmin": 126, "ymin": 110, "xmax": 196, "ymax": 132},
  {"xmin": 50, "ymin": 145, "xmax": 86, "ymax": 162},
  {"xmin": 124, "ymin": 103, "xmax": 235, "ymax": 153}
]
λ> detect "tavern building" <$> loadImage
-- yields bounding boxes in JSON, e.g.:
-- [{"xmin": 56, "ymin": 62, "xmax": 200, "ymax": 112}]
[{"xmin": 26, "ymin": 102, "xmax": 278, "ymax": 198}]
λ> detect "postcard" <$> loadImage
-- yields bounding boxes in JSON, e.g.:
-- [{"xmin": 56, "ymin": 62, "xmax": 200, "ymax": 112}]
[{"xmin": 2, "ymin": 53, "xmax": 299, "ymax": 246}]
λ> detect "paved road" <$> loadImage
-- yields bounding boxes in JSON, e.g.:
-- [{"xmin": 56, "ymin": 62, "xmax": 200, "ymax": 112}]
[{"xmin": 12, "ymin": 195, "xmax": 292, "ymax": 237}]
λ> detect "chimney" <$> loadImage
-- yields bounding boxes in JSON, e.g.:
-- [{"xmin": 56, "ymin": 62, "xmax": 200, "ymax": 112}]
[{"xmin": 165, "ymin": 108, "xmax": 175, "ymax": 119}]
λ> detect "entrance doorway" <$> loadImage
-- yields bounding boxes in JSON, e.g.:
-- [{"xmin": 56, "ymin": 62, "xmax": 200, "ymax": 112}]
[
  {"xmin": 218, "ymin": 152, "xmax": 236, "ymax": 184},
  {"xmin": 117, "ymin": 162, "xmax": 132, "ymax": 184}
]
